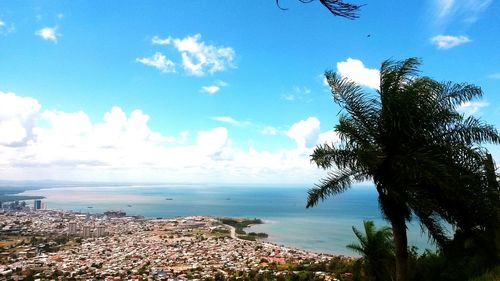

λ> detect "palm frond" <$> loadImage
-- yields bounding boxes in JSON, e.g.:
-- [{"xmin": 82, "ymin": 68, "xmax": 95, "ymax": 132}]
[
  {"xmin": 354, "ymin": 223, "xmax": 369, "ymax": 246},
  {"xmin": 380, "ymin": 57, "xmax": 421, "ymax": 97},
  {"xmin": 306, "ymin": 168, "xmax": 359, "ymax": 208},
  {"xmin": 438, "ymin": 81, "xmax": 483, "ymax": 107},
  {"xmin": 346, "ymin": 243, "xmax": 365, "ymax": 255},
  {"xmin": 444, "ymin": 116, "xmax": 500, "ymax": 145},
  {"xmin": 413, "ymin": 208, "xmax": 449, "ymax": 247},
  {"xmin": 311, "ymin": 144, "xmax": 358, "ymax": 169},
  {"xmin": 335, "ymin": 115, "xmax": 376, "ymax": 148},
  {"xmin": 276, "ymin": 0, "xmax": 363, "ymax": 19},
  {"xmin": 325, "ymin": 72, "xmax": 380, "ymax": 134},
  {"xmin": 319, "ymin": 0, "xmax": 363, "ymax": 19}
]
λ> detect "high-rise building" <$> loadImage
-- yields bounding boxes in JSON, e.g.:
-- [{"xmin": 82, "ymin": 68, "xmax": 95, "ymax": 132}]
[
  {"xmin": 96, "ymin": 225, "xmax": 106, "ymax": 237},
  {"xmin": 34, "ymin": 200, "xmax": 42, "ymax": 210},
  {"xmin": 82, "ymin": 226, "xmax": 92, "ymax": 238},
  {"xmin": 68, "ymin": 222, "xmax": 77, "ymax": 235}
]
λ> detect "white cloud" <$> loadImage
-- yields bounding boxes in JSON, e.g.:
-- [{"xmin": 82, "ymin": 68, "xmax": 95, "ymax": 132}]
[
  {"xmin": 336, "ymin": 58, "xmax": 380, "ymax": 90},
  {"xmin": 0, "ymin": 92, "xmax": 40, "ymax": 146},
  {"xmin": 287, "ymin": 117, "xmax": 321, "ymax": 149},
  {"xmin": 201, "ymin": 80, "xmax": 228, "ymax": 94},
  {"xmin": 201, "ymin": 85, "xmax": 220, "ymax": 94},
  {"xmin": 36, "ymin": 27, "xmax": 59, "ymax": 42},
  {"xmin": 152, "ymin": 35, "xmax": 171, "ymax": 45},
  {"xmin": 431, "ymin": 35, "xmax": 470, "ymax": 49},
  {"xmin": 151, "ymin": 34, "xmax": 235, "ymax": 76},
  {"xmin": 458, "ymin": 101, "xmax": 489, "ymax": 115},
  {"xmin": 136, "ymin": 52, "xmax": 175, "ymax": 73},
  {"xmin": 318, "ymin": 130, "xmax": 340, "ymax": 145},
  {"xmin": 197, "ymin": 127, "xmax": 229, "ymax": 157},
  {"xmin": 0, "ymin": 91, "xmax": 341, "ymax": 184},
  {"xmin": 212, "ymin": 116, "xmax": 240, "ymax": 126},
  {"xmin": 261, "ymin": 126, "xmax": 278, "ymax": 136}
]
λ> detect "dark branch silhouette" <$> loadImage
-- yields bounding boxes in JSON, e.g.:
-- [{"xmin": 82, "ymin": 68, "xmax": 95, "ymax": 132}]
[{"xmin": 276, "ymin": 0, "xmax": 363, "ymax": 19}]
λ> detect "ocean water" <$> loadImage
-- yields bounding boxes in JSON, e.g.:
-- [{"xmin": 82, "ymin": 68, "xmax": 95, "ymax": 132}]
[{"xmin": 19, "ymin": 185, "xmax": 436, "ymax": 256}]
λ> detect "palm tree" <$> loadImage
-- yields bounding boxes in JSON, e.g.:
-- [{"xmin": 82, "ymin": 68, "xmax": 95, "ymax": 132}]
[
  {"xmin": 347, "ymin": 220, "xmax": 394, "ymax": 281},
  {"xmin": 306, "ymin": 58, "xmax": 500, "ymax": 281}
]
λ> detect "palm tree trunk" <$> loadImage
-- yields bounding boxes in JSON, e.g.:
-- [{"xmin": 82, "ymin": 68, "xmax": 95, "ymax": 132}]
[{"xmin": 391, "ymin": 215, "xmax": 408, "ymax": 281}]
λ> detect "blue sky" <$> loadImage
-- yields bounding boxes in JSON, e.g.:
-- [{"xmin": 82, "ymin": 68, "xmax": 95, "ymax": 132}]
[{"xmin": 0, "ymin": 0, "xmax": 499, "ymax": 183}]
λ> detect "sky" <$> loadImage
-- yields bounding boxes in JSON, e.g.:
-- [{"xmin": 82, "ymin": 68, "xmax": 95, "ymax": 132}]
[{"xmin": 0, "ymin": 0, "xmax": 499, "ymax": 184}]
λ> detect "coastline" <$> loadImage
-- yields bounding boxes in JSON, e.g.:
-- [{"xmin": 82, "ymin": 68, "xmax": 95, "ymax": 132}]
[{"xmin": 9, "ymin": 184, "xmax": 436, "ymax": 256}]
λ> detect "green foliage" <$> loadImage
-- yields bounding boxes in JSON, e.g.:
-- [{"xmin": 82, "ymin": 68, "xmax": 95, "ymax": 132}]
[
  {"xmin": 248, "ymin": 232, "xmax": 269, "ymax": 238},
  {"xmin": 221, "ymin": 217, "xmax": 267, "ymax": 239},
  {"xmin": 221, "ymin": 218, "xmax": 263, "ymax": 228},
  {"xmin": 347, "ymin": 221, "xmax": 394, "ymax": 281},
  {"xmin": 469, "ymin": 266, "xmax": 500, "ymax": 281}
]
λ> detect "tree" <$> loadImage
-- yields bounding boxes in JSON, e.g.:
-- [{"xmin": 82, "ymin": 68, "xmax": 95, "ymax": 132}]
[
  {"xmin": 306, "ymin": 58, "xmax": 500, "ymax": 281},
  {"xmin": 276, "ymin": 0, "xmax": 363, "ymax": 19},
  {"xmin": 346, "ymin": 220, "xmax": 394, "ymax": 281}
]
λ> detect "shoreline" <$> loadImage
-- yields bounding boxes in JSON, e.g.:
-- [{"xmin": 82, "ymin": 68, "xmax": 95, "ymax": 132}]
[{"xmin": 7, "ymin": 184, "xmax": 428, "ymax": 257}]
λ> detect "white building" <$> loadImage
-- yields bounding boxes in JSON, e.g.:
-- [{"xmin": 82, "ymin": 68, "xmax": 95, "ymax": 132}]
[
  {"xmin": 68, "ymin": 222, "xmax": 77, "ymax": 235},
  {"xmin": 82, "ymin": 225, "xmax": 92, "ymax": 238},
  {"xmin": 96, "ymin": 225, "xmax": 106, "ymax": 237}
]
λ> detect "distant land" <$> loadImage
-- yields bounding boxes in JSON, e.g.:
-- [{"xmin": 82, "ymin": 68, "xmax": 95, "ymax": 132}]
[{"xmin": 0, "ymin": 195, "xmax": 45, "ymax": 203}]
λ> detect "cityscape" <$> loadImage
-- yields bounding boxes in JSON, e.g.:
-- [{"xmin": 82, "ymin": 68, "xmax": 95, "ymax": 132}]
[{"xmin": 0, "ymin": 200, "xmax": 351, "ymax": 280}]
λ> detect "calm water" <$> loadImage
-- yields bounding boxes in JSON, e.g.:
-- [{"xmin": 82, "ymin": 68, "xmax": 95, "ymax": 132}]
[{"xmin": 19, "ymin": 185, "xmax": 436, "ymax": 256}]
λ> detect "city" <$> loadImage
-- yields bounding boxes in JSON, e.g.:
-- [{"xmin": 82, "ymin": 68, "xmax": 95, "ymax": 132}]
[{"xmin": 0, "ymin": 201, "xmax": 351, "ymax": 280}]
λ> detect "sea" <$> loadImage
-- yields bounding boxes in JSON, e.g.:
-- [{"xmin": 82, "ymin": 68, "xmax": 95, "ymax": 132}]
[{"xmin": 18, "ymin": 184, "xmax": 438, "ymax": 256}]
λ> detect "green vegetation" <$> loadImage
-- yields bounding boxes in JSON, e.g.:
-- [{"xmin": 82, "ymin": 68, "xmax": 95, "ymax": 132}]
[
  {"xmin": 308, "ymin": 58, "xmax": 500, "ymax": 281},
  {"xmin": 344, "ymin": 220, "xmax": 500, "ymax": 281},
  {"xmin": 346, "ymin": 221, "xmax": 394, "ymax": 281},
  {"xmin": 248, "ymin": 232, "xmax": 269, "ymax": 238},
  {"xmin": 221, "ymin": 218, "xmax": 263, "ymax": 229},
  {"xmin": 220, "ymin": 218, "xmax": 268, "ymax": 240},
  {"xmin": 205, "ymin": 256, "xmax": 356, "ymax": 280}
]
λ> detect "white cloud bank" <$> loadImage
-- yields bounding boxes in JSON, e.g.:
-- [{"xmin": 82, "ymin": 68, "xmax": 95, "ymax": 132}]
[
  {"xmin": 36, "ymin": 27, "xmax": 59, "ymax": 42},
  {"xmin": 0, "ymin": 92, "xmax": 339, "ymax": 184},
  {"xmin": 147, "ymin": 34, "xmax": 235, "ymax": 76},
  {"xmin": 431, "ymin": 35, "xmax": 470, "ymax": 49},
  {"xmin": 336, "ymin": 58, "xmax": 380, "ymax": 90},
  {"xmin": 0, "ymin": 92, "xmax": 40, "ymax": 146}
]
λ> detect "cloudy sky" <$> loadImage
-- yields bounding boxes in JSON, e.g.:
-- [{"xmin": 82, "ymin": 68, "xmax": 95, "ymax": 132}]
[{"xmin": 0, "ymin": 0, "xmax": 499, "ymax": 184}]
